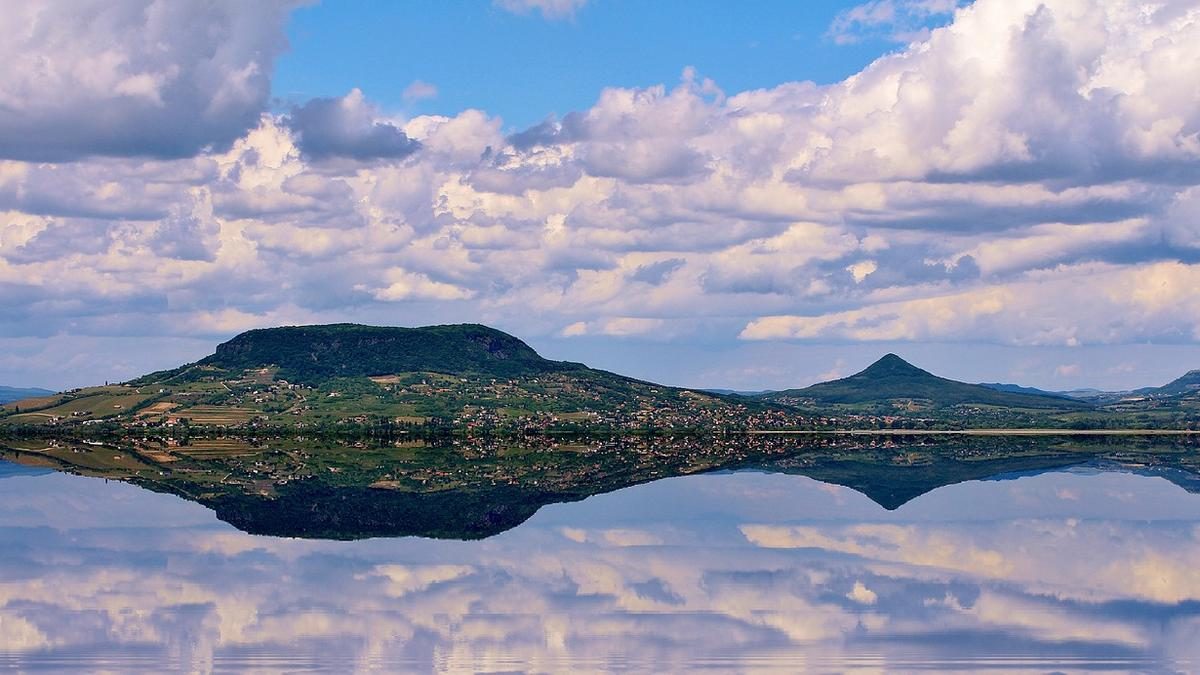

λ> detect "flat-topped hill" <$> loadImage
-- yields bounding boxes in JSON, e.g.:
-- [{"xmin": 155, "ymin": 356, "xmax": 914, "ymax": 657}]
[
  {"xmin": 761, "ymin": 354, "xmax": 1092, "ymax": 410},
  {"xmin": 137, "ymin": 323, "xmax": 586, "ymax": 385}
]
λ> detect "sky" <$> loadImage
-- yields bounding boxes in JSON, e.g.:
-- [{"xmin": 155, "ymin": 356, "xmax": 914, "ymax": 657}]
[{"xmin": 2, "ymin": 0, "xmax": 1200, "ymax": 391}]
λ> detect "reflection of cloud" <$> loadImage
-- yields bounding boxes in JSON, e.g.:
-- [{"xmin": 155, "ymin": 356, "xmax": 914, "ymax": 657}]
[
  {"xmin": 2, "ymin": 469, "xmax": 1200, "ymax": 669},
  {"xmin": 847, "ymin": 581, "xmax": 878, "ymax": 605},
  {"xmin": 603, "ymin": 529, "xmax": 663, "ymax": 547},
  {"xmin": 741, "ymin": 523, "xmax": 1013, "ymax": 576},
  {"xmin": 560, "ymin": 526, "xmax": 587, "ymax": 543},
  {"xmin": 742, "ymin": 518, "xmax": 1200, "ymax": 608},
  {"xmin": 0, "ymin": 613, "xmax": 50, "ymax": 651},
  {"xmin": 966, "ymin": 590, "xmax": 1146, "ymax": 648},
  {"xmin": 557, "ymin": 526, "xmax": 663, "ymax": 547},
  {"xmin": 368, "ymin": 564, "xmax": 475, "ymax": 597}
]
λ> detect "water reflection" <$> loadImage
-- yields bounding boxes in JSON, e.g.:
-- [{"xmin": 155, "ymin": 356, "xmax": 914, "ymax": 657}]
[
  {"xmin": 8, "ymin": 433, "xmax": 1198, "ymax": 540},
  {"xmin": 2, "ymin": 463, "xmax": 1200, "ymax": 671}
]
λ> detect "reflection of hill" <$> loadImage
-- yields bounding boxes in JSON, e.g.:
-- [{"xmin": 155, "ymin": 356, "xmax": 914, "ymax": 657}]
[
  {"xmin": 150, "ymin": 453, "xmax": 1200, "ymax": 537},
  {"xmin": 5, "ymin": 433, "xmax": 1200, "ymax": 540},
  {"xmin": 0, "ymin": 460, "xmax": 53, "ymax": 479},
  {"xmin": 761, "ymin": 455, "xmax": 1089, "ymax": 510},
  {"xmin": 200, "ymin": 483, "xmax": 558, "ymax": 541}
]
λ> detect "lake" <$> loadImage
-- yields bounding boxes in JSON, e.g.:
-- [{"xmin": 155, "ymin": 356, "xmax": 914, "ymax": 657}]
[{"xmin": 2, "ymin": 457, "xmax": 1200, "ymax": 672}]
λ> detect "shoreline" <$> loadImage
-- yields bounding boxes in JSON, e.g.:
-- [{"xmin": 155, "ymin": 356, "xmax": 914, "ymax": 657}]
[{"xmin": 749, "ymin": 429, "xmax": 1200, "ymax": 436}]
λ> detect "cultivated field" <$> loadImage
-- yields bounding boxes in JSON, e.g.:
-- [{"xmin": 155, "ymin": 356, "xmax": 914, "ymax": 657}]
[
  {"xmin": 175, "ymin": 439, "xmax": 263, "ymax": 459},
  {"xmin": 173, "ymin": 406, "xmax": 259, "ymax": 425},
  {"xmin": 3, "ymin": 389, "xmax": 155, "ymax": 423}
]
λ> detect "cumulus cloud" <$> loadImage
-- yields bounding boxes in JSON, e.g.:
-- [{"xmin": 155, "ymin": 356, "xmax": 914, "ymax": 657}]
[
  {"xmin": 0, "ymin": 1, "xmax": 296, "ymax": 161},
  {"xmin": 740, "ymin": 261, "xmax": 1200, "ymax": 346},
  {"xmin": 561, "ymin": 317, "xmax": 666, "ymax": 338},
  {"xmin": 286, "ymin": 89, "xmax": 421, "ymax": 162},
  {"xmin": 370, "ymin": 269, "xmax": 475, "ymax": 302},
  {"xmin": 4, "ymin": 0, "xmax": 1200, "ymax": 386}
]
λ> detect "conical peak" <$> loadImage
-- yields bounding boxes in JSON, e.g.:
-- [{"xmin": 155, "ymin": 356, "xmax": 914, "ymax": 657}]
[{"xmin": 858, "ymin": 353, "xmax": 927, "ymax": 378}]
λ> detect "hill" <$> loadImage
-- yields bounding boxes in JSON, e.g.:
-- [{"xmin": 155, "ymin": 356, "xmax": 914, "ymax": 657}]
[
  {"xmin": 2, "ymin": 323, "xmax": 770, "ymax": 430},
  {"xmin": 978, "ymin": 382, "xmax": 1072, "ymax": 399},
  {"xmin": 7, "ymin": 327, "xmax": 1199, "ymax": 431},
  {"xmin": 0, "ymin": 386, "xmax": 54, "ymax": 405},
  {"xmin": 1141, "ymin": 370, "xmax": 1200, "ymax": 398},
  {"xmin": 136, "ymin": 323, "xmax": 584, "ymax": 386},
  {"xmin": 761, "ymin": 354, "xmax": 1092, "ymax": 411},
  {"xmin": 1050, "ymin": 371, "xmax": 1200, "ymax": 405}
]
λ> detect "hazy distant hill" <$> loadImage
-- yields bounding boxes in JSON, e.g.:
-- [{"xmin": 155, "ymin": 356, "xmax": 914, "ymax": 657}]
[
  {"xmin": 760, "ymin": 354, "xmax": 1092, "ymax": 410},
  {"xmin": 0, "ymin": 386, "xmax": 53, "ymax": 405},
  {"xmin": 978, "ymin": 382, "xmax": 1072, "ymax": 399},
  {"xmin": 1052, "ymin": 371, "xmax": 1200, "ymax": 404},
  {"xmin": 702, "ymin": 388, "xmax": 776, "ymax": 397}
]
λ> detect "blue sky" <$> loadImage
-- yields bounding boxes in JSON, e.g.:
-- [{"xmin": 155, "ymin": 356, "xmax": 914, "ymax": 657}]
[
  {"xmin": 2, "ymin": 0, "xmax": 1200, "ymax": 392},
  {"xmin": 274, "ymin": 0, "xmax": 931, "ymax": 131}
]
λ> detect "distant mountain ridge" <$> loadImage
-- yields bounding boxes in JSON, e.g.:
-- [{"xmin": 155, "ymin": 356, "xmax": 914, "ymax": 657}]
[
  {"xmin": 977, "ymin": 382, "xmax": 1071, "ymax": 399},
  {"xmin": 1030, "ymin": 370, "xmax": 1200, "ymax": 404},
  {"xmin": 702, "ymin": 388, "xmax": 776, "ymax": 397},
  {"xmin": 759, "ymin": 354, "xmax": 1092, "ymax": 410},
  {"xmin": 0, "ymin": 386, "xmax": 53, "ymax": 405}
]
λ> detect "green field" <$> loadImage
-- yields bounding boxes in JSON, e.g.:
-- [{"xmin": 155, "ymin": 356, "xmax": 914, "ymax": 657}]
[{"xmin": 3, "ymin": 387, "xmax": 156, "ymax": 423}]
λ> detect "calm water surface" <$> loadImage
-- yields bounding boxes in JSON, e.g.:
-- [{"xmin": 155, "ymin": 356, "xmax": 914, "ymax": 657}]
[{"xmin": 2, "ymin": 460, "xmax": 1200, "ymax": 672}]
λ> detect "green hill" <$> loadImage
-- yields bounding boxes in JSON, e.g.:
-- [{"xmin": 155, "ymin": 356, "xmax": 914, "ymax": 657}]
[
  {"xmin": 761, "ymin": 354, "xmax": 1092, "ymax": 411},
  {"xmin": 19, "ymin": 323, "xmax": 760, "ymax": 430},
  {"xmin": 136, "ymin": 323, "xmax": 585, "ymax": 386},
  {"xmin": 1141, "ymin": 370, "xmax": 1200, "ymax": 398}
]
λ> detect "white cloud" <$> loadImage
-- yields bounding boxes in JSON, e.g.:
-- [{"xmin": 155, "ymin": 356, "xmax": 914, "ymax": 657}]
[
  {"xmin": 740, "ymin": 262, "xmax": 1200, "ymax": 346},
  {"xmin": 371, "ymin": 269, "xmax": 475, "ymax": 302},
  {"xmin": 0, "ymin": 1, "xmax": 297, "ymax": 161},
  {"xmin": 3, "ymin": 0, "xmax": 1200, "ymax": 386},
  {"xmin": 494, "ymin": 0, "xmax": 588, "ymax": 21},
  {"xmin": 401, "ymin": 80, "xmax": 439, "ymax": 103},
  {"xmin": 1055, "ymin": 363, "xmax": 1082, "ymax": 377},
  {"xmin": 560, "ymin": 317, "xmax": 666, "ymax": 338}
]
